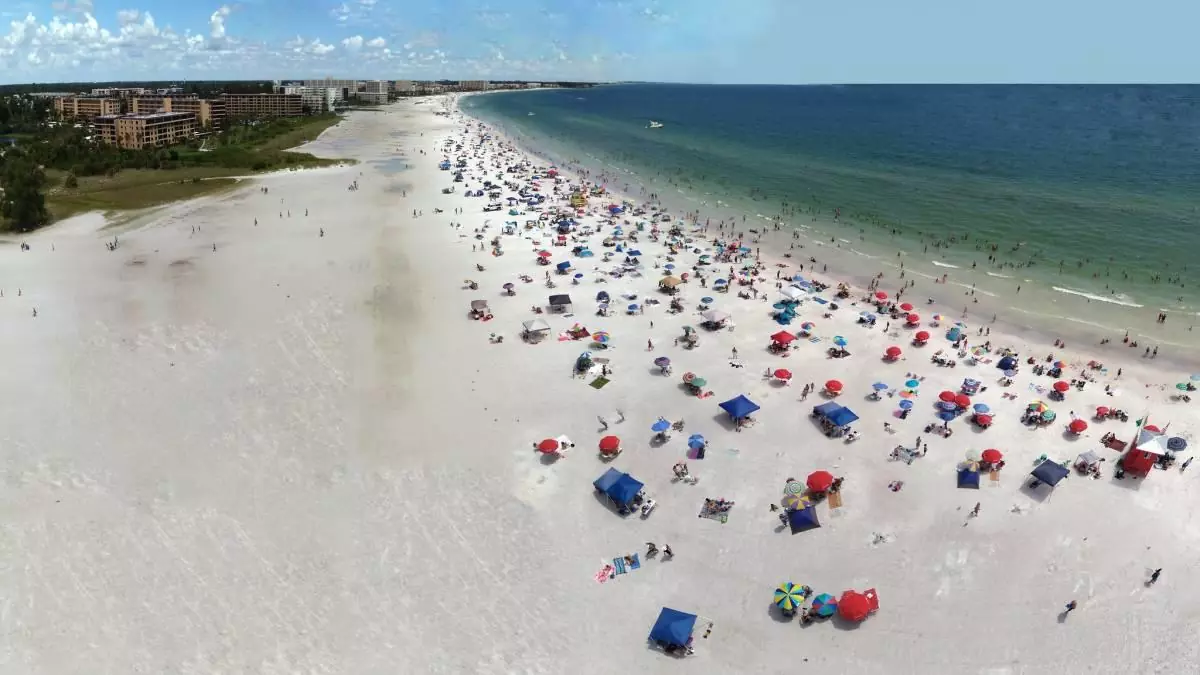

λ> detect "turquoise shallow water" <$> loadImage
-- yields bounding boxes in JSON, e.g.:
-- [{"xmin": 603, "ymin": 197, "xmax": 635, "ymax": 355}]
[{"xmin": 462, "ymin": 85, "xmax": 1200, "ymax": 355}]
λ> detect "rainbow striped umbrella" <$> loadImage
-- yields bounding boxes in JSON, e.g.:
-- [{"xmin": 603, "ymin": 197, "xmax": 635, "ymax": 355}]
[
  {"xmin": 811, "ymin": 593, "xmax": 838, "ymax": 617},
  {"xmin": 592, "ymin": 331, "xmax": 611, "ymax": 344},
  {"xmin": 774, "ymin": 582, "xmax": 806, "ymax": 612}
]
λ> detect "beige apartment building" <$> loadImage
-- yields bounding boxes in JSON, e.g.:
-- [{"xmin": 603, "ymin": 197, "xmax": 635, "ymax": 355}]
[
  {"xmin": 54, "ymin": 96, "xmax": 125, "ymax": 120},
  {"xmin": 359, "ymin": 80, "xmax": 389, "ymax": 105},
  {"xmin": 221, "ymin": 93, "xmax": 304, "ymax": 119},
  {"xmin": 129, "ymin": 96, "xmax": 226, "ymax": 129},
  {"xmin": 92, "ymin": 115, "xmax": 119, "ymax": 145},
  {"xmin": 112, "ymin": 112, "xmax": 196, "ymax": 150}
]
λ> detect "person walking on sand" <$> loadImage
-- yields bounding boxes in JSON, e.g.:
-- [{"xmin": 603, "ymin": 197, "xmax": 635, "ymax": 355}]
[
  {"xmin": 1181, "ymin": 457, "xmax": 1193, "ymax": 472},
  {"xmin": 647, "ymin": 338, "xmax": 654, "ymax": 350},
  {"xmin": 662, "ymin": 545, "xmax": 673, "ymax": 559},
  {"xmin": 616, "ymin": 410, "xmax": 626, "ymax": 423},
  {"xmin": 646, "ymin": 542, "xmax": 658, "ymax": 556},
  {"xmin": 598, "ymin": 415, "xmax": 609, "ymax": 431},
  {"xmin": 1149, "ymin": 568, "xmax": 1162, "ymax": 584},
  {"xmin": 971, "ymin": 502, "xmax": 981, "ymax": 517},
  {"xmin": 1064, "ymin": 600, "xmax": 1077, "ymax": 615}
]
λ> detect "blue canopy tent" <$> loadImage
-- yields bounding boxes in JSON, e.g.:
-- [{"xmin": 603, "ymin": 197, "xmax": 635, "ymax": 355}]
[
  {"xmin": 788, "ymin": 505, "xmax": 821, "ymax": 533},
  {"xmin": 593, "ymin": 468, "xmax": 644, "ymax": 507},
  {"xmin": 1031, "ymin": 459, "xmax": 1069, "ymax": 487},
  {"xmin": 719, "ymin": 395, "xmax": 760, "ymax": 420},
  {"xmin": 957, "ymin": 468, "xmax": 980, "ymax": 489},
  {"xmin": 556, "ymin": 261, "xmax": 572, "ymax": 272},
  {"xmin": 813, "ymin": 402, "xmax": 842, "ymax": 418},
  {"xmin": 826, "ymin": 407, "xmax": 859, "ymax": 428},
  {"xmin": 649, "ymin": 607, "xmax": 698, "ymax": 648}
]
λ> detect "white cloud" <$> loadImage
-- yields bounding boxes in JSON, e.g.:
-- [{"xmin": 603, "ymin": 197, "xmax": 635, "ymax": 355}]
[
  {"xmin": 308, "ymin": 38, "xmax": 334, "ymax": 55},
  {"xmin": 331, "ymin": 3, "xmax": 349, "ymax": 23},
  {"xmin": 341, "ymin": 35, "xmax": 362, "ymax": 50},
  {"xmin": 116, "ymin": 9, "xmax": 139, "ymax": 25},
  {"xmin": 209, "ymin": 5, "xmax": 230, "ymax": 39},
  {"xmin": 366, "ymin": 36, "xmax": 385, "ymax": 48}
]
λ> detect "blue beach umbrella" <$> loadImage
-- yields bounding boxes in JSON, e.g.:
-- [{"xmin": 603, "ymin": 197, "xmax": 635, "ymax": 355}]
[
  {"xmin": 833, "ymin": 336, "xmax": 848, "ymax": 347},
  {"xmin": 938, "ymin": 410, "xmax": 957, "ymax": 422},
  {"xmin": 628, "ymin": 303, "xmax": 639, "ymax": 311},
  {"xmin": 905, "ymin": 379, "xmax": 920, "ymax": 389},
  {"xmin": 811, "ymin": 593, "xmax": 837, "ymax": 617},
  {"xmin": 596, "ymin": 291, "xmax": 610, "ymax": 302},
  {"xmin": 651, "ymin": 419, "xmax": 671, "ymax": 433},
  {"xmin": 701, "ymin": 297, "xmax": 714, "ymax": 304},
  {"xmin": 773, "ymin": 302, "xmax": 789, "ymax": 310},
  {"xmin": 938, "ymin": 401, "xmax": 958, "ymax": 411},
  {"xmin": 688, "ymin": 434, "xmax": 706, "ymax": 450},
  {"xmin": 574, "ymin": 273, "xmax": 584, "ymax": 279},
  {"xmin": 1004, "ymin": 369, "xmax": 1017, "ymax": 378},
  {"xmin": 973, "ymin": 403, "xmax": 991, "ymax": 414},
  {"xmin": 1191, "ymin": 374, "xmax": 1200, "ymax": 382},
  {"xmin": 898, "ymin": 400, "xmax": 914, "ymax": 410},
  {"xmin": 664, "ymin": 263, "xmax": 675, "ymax": 270},
  {"xmin": 872, "ymin": 382, "xmax": 889, "ymax": 391},
  {"xmin": 627, "ymin": 249, "xmax": 642, "ymax": 257}
]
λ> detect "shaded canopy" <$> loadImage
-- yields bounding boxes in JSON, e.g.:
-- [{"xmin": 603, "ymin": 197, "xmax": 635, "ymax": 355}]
[
  {"xmin": 1031, "ymin": 459, "xmax": 1069, "ymax": 486},
  {"xmin": 648, "ymin": 607, "xmax": 697, "ymax": 647},
  {"xmin": 957, "ymin": 468, "xmax": 980, "ymax": 489},
  {"xmin": 788, "ymin": 505, "xmax": 821, "ymax": 533},
  {"xmin": 548, "ymin": 294, "xmax": 573, "ymax": 306},
  {"xmin": 719, "ymin": 395, "xmax": 760, "ymax": 420},
  {"xmin": 593, "ymin": 468, "xmax": 644, "ymax": 506}
]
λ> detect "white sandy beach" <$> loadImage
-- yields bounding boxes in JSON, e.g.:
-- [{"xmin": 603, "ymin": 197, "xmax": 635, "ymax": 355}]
[{"xmin": 1, "ymin": 99, "xmax": 1198, "ymax": 674}]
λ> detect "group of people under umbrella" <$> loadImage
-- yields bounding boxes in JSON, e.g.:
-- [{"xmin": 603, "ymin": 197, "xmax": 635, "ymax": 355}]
[{"xmin": 774, "ymin": 583, "xmax": 880, "ymax": 624}]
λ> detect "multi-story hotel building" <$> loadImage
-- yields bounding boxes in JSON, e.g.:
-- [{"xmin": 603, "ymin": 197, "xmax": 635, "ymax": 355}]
[
  {"xmin": 93, "ymin": 114, "xmax": 120, "ymax": 145},
  {"xmin": 302, "ymin": 78, "xmax": 359, "ymax": 101},
  {"xmin": 113, "ymin": 112, "xmax": 196, "ymax": 150},
  {"xmin": 280, "ymin": 86, "xmax": 338, "ymax": 113},
  {"xmin": 129, "ymin": 96, "xmax": 226, "ymax": 129},
  {"xmin": 54, "ymin": 96, "xmax": 126, "ymax": 120},
  {"xmin": 221, "ymin": 93, "xmax": 304, "ymax": 119},
  {"xmin": 359, "ymin": 80, "xmax": 389, "ymax": 105}
]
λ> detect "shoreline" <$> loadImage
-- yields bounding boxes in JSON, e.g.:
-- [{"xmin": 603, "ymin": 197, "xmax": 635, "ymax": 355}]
[
  {"xmin": 462, "ymin": 90, "xmax": 1200, "ymax": 360},
  {"xmin": 456, "ymin": 95, "xmax": 1200, "ymax": 375}
]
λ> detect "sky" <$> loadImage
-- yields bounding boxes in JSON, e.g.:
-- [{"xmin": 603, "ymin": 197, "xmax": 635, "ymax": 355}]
[{"xmin": 1, "ymin": 0, "xmax": 1198, "ymax": 85}]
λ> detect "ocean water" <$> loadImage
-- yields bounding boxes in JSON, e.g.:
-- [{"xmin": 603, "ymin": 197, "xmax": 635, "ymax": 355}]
[{"xmin": 462, "ymin": 85, "xmax": 1200, "ymax": 349}]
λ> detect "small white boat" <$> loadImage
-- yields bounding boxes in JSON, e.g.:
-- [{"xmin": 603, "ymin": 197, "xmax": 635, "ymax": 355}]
[
  {"xmin": 648, "ymin": 120, "xmax": 663, "ymax": 129},
  {"xmin": 528, "ymin": 112, "xmax": 535, "ymax": 116}
]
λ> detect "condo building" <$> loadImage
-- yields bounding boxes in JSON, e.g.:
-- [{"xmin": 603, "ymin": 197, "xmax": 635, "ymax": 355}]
[
  {"xmin": 221, "ymin": 93, "xmax": 304, "ymax": 118},
  {"xmin": 54, "ymin": 96, "xmax": 126, "ymax": 120}
]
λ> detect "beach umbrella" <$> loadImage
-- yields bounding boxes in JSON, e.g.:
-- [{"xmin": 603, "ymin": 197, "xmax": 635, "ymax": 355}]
[
  {"xmin": 939, "ymin": 390, "xmax": 956, "ymax": 403},
  {"xmin": 832, "ymin": 336, "xmax": 848, "ymax": 347},
  {"xmin": 811, "ymin": 593, "xmax": 837, "ymax": 618},
  {"xmin": 1176, "ymin": 383, "xmax": 1190, "ymax": 391},
  {"xmin": 627, "ymin": 303, "xmax": 639, "ymax": 312},
  {"xmin": 713, "ymin": 278, "xmax": 728, "ymax": 286},
  {"xmin": 807, "ymin": 470, "xmax": 835, "ymax": 493},
  {"xmin": 687, "ymin": 434, "xmax": 706, "ymax": 450},
  {"xmin": 598, "ymin": 436, "xmax": 621, "ymax": 455},
  {"xmin": 574, "ymin": 273, "xmax": 584, "ymax": 280},
  {"xmin": 938, "ymin": 410, "xmax": 957, "ymax": 422},
  {"xmin": 981, "ymin": 448, "xmax": 1003, "ymax": 463},
  {"xmin": 975, "ymin": 413, "xmax": 993, "ymax": 426},
  {"xmin": 783, "ymin": 480, "xmax": 805, "ymax": 495},
  {"xmin": 1042, "ymin": 410, "xmax": 1057, "ymax": 422},
  {"xmin": 872, "ymin": 382, "xmax": 889, "ymax": 391},
  {"xmin": 898, "ymin": 399, "xmax": 914, "ymax": 410},
  {"xmin": 682, "ymin": 371, "xmax": 696, "ymax": 383},
  {"xmin": 1167, "ymin": 437, "xmax": 1188, "ymax": 452},
  {"xmin": 825, "ymin": 379, "xmax": 843, "ymax": 393},
  {"xmin": 664, "ymin": 263, "xmax": 675, "ymax": 270},
  {"xmin": 973, "ymin": 403, "xmax": 990, "ymax": 414},
  {"xmin": 933, "ymin": 314, "xmax": 944, "ymax": 322},
  {"xmin": 690, "ymin": 377, "xmax": 708, "ymax": 388},
  {"xmin": 838, "ymin": 591, "xmax": 873, "ymax": 622},
  {"xmin": 654, "ymin": 356, "xmax": 671, "ymax": 367},
  {"xmin": 1053, "ymin": 381, "xmax": 1070, "ymax": 393},
  {"xmin": 801, "ymin": 321, "xmax": 815, "ymax": 331},
  {"xmin": 1191, "ymin": 374, "xmax": 1200, "ymax": 381},
  {"xmin": 536, "ymin": 438, "xmax": 560, "ymax": 454},
  {"xmin": 774, "ymin": 369, "xmax": 793, "ymax": 381},
  {"xmin": 1069, "ymin": 419, "xmax": 1088, "ymax": 434},
  {"xmin": 592, "ymin": 331, "xmax": 611, "ymax": 344},
  {"xmin": 906, "ymin": 313, "xmax": 920, "ymax": 324},
  {"xmin": 651, "ymin": 419, "xmax": 671, "ymax": 433},
  {"xmin": 914, "ymin": 330, "xmax": 930, "ymax": 342},
  {"xmin": 780, "ymin": 493, "xmax": 807, "ymax": 510},
  {"xmin": 898, "ymin": 390, "xmax": 914, "ymax": 400},
  {"xmin": 899, "ymin": 302, "xmax": 914, "ymax": 312},
  {"xmin": 938, "ymin": 401, "xmax": 958, "ymax": 412},
  {"xmin": 954, "ymin": 394, "xmax": 971, "ymax": 409},
  {"xmin": 875, "ymin": 291, "xmax": 888, "ymax": 301},
  {"xmin": 775, "ymin": 583, "xmax": 806, "ymax": 612},
  {"xmin": 537, "ymin": 250, "xmax": 552, "ymax": 258},
  {"xmin": 885, "ymin": 346, "xmax": 902, "ymax": 359},
  {"xmin": 1003, "ymin": 369, "xmax": 1017, "ymax": 378},
  {"xmin": 701, "ymin": 296, "xmax": 714, "ymax": 304},
  {"xmin": 772, "ymin": 302, "xmax": 790, "ymax": 310},
  {"xmin": 503, "ymin": 282, "xmax": 515, "ymax": 290},
  {"xmin": 905, "ymin": 379, "xmax": 920, "ymax": 389},
  {"xmin": 1145, "ymin": 424, "xmax": 1162, "ymax": 432},
  {"xmin": 1095, "ymin": 406, "xmax": 1109, "ymax": 416}
]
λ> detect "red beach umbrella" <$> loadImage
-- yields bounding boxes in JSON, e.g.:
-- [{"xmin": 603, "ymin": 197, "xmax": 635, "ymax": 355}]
[
  {"xmin": 824, "ymin": 379, "xmax": 843, "ymax": 393},
  {"xmin": 981, "ymin": 448, "xmax": 1003, "ymax": 463},
  {"xmin": 875, "ymin": 291, "xmax": 888, "ymax": 301},
  {"xmin": 954, "ymin": 394, "xmax": 971, "ymax": 409},
  {"xmin": 537, "ymin": 250, "xmax": 552, "ymax": 258},
  {"xmin": 838, "ymin": 590, "xmax": 873, "ymax": 622},
  {"xmin": 536, "ymin": 438, "xmax": 560, "ymax": 454},
  {"xmin": 906, "ymin": 313, "xmax": 920, "ymax": 324},
  {"xmin": 1069, "ymin": 419, "xmax": 1088, "ymax": 434},
  {"xmin": 914, "ymin": 330, "xmax": 930, "ymax": 342},
  {"xmin": 1144, "ymin": 424, "xmax": 1162, "ymax": 433},
  {"xmin": 885, "ymin": 346, "xmax": 902, "ymax": 358},
  {"xmin": 1095, "ymin": 406, "xmax": 1110, "ymax": 417},
  {"xmin": 975, "ymin": 413, "xmax": 993, "ymax": 427},
  {"xmin": 770, "ymin": 330, "xmax": 796, "ymax": 345},
  {"xmin": 774, "ymin": 369, "xmax": 793, "ymax": 381},
  {"xmin": 899, "ymin": 302, "xmax": 914, "ymax": 312},
  {"xmin": 806, "ymin": 470, "xmax": 835, "ymax": 493},
  {"xmin": 598, "ymin": 435, "xmax": 621, "ymax": 455},
  {"xmin": 1053, "ymin": 381, "xmax": 1070, "ymax": 393},
  {"xmin": 938, "ymin": 390, "xmax": 956, "ymax": 403}
]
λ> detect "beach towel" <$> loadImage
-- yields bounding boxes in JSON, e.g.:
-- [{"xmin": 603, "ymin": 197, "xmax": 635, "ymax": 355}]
[
  {"xmin": 595, "ymin": 564, "xmax": 614, "ymax": 583},
  {"xmin": 989, "ymin": 470, "xmax": 1001, "ymax": 483},
  {"xmin": 827, "ymin": 492, "xmax": 844, "ymax": 508},
  {"xmin": 590, "ymin": 377, "xmax": 610, "ymax": 389},
  {"xmin": 809, "ymin": 336, "xmax": 821, "ymax": 343},
  {"xmin": 699, "ymin": 505, "xmax": 731, "ymax": 524},
  {"xmin": 611, "ymin": 554, "xmax": 640, "ymax": 575},
  {"xmin": 813, "ymin": 297, "xmax": 828, "ymax": 305},
  {"xmin": 612, "ymin": 557, "xmax": 627, "ymax": 575}
]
